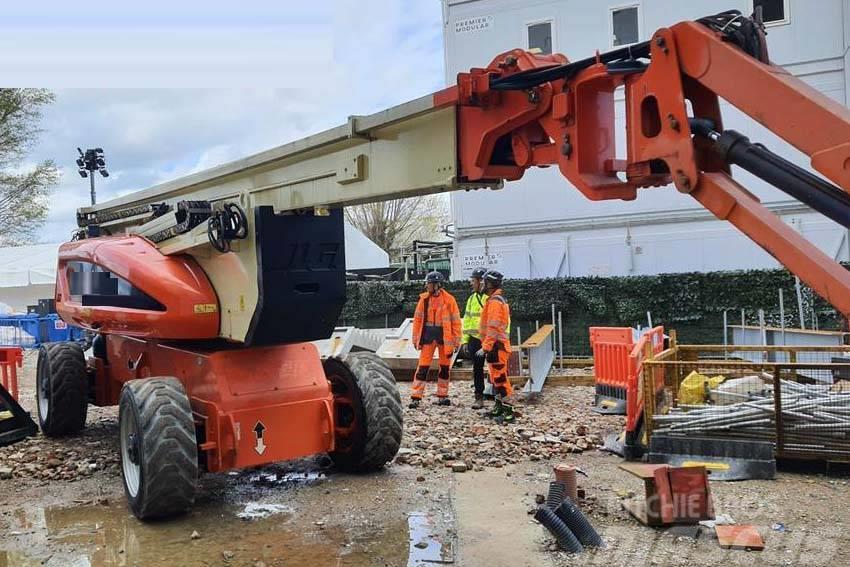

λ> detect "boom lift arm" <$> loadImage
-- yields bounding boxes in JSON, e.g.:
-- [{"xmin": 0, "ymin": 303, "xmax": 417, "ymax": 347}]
[
  {"xmin": 60, "ymin": 10, "xmax": 850, "ymax": 344},
  {"xmin": 46, "ymin": 10, "xmax": 850, "ymax": 519}
]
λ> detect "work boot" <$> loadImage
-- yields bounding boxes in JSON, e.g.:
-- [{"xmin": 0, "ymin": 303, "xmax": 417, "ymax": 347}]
[
  {"xmin": 496, "ymin": 404, "xmax": 516, "ymax": 425},
  {"xmin": 488, "ymin": 398, "xmax": 504, "ymax": 418},
  {"xmin": 408, "ymin": 399, "xmax": 421, "ymax": 409},
  {"xmin": 471, "ymin": 394, "xmax": 484, "ymax": 409},
  {"xmin": 434, "ymin": 398, "xmax": 451, "ymax": 407}
]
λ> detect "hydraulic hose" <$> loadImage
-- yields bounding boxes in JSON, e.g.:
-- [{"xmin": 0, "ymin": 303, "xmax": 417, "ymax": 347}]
[
  {"xmin": 690, "ymin": 119, "xmax": 850, "ymax": 228},
  {"xmin": 489, "ymin": 11, "xmax": 764, "ymax": 92}
]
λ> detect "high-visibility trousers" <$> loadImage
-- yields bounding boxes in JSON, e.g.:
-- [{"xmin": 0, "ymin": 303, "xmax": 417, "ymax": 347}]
[
  {"xmin": 411, "ymin": 341, "xmax": 452, "ymax": 399},
  {"xmin": 487, "ymin": 346, "xmax": 513, "ymax": 398}
]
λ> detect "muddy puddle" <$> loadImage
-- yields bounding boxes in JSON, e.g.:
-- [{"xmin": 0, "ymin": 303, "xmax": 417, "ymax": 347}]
[
  {"xmin": 1, "ymin": 464, "xmax": 454, "ymax": 566},
  {"xmin": 1, "ymin": 500, "xmax": 410, "ymax": 566},
  {"xmin": 407, "ymin": 512, "xmax": 453, "ymax": 566}
]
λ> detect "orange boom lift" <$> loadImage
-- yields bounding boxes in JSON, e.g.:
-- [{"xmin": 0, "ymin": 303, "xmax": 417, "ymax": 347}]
[{"xmin": 40, "ymin": 11, "xmax": 850, "ymax": 518}]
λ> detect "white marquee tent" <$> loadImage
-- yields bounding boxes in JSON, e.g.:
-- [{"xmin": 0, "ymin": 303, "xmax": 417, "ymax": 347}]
[{"xmin": 0, "ymin": 225, "xmax": 389, "ymax": 313}]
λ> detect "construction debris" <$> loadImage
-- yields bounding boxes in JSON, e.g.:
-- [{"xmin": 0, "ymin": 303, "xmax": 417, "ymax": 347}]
[
  {"xmin": 715, "ymin": 525, "xmax": 765, "ymax": 551},
  {"xmin": 312, "ymin": 326, "xmax": 385, "ymax": 359},
  {"xmin": 395, "ymin": 383, "xmax": 612, "ymax": 470},
  {"xmin": 0, "ymin": 415, "xmax": 119, "ymax": 481},
  {"xmin": 618, "ymin": 463, "xmax": 714, "ymax": 527}
]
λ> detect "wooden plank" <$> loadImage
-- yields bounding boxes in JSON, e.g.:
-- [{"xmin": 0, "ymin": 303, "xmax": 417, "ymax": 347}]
[
  {"xmin": 520, "ymin": 324, "xmax": 555, "ymax": 348},
  {"xmin": 442, "ymin": 369, "xmax": 595, "ymax": 386},
  {"xmin": 728, "ymin": 324, "xmax": 848, "ymax": 338},
  {"xmin": 678, "ymin": 344, "xmax": 850, "ymax": 352},
  {"xmin": 643, "ymin": 360, "xmax": 850, "ymax": 369},
  {"xmin": 555, "ymin": 357, "xmax": 594, "ymax": 367},
  {"xmin": 618, "ymin": 463, "xmax": 669, "ymax": 480}
]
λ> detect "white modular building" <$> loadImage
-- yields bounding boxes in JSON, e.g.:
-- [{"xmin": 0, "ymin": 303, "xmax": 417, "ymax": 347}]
[{"xmin": 441, "ymin": 0, "xmax": 850, "ymax": 278}]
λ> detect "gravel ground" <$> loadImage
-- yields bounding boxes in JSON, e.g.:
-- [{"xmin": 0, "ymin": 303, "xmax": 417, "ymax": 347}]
[
  {"xmin": 0, "ymin": 352, "xmax": 119, "ymax": 491},
  {"xmin": 2, "ymin": 352, "xmax": 850, "ymax": 566},
  {"xmin": 0, "ymin": 357, "xmax": 616, "ymax": 485},
  {"xmin": 395, "ymin": 379, "xmax": 620, "ymax": 471}
]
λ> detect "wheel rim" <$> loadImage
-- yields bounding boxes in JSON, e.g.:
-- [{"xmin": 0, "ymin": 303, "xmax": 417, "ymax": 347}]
[
  {"xmin": 120, "ymin": 407, "xmax": 141, "ymax": 497},
  {"xmin": 328, "ymin": 372, "xmax": 361, "ymax": 454},
  {"xmin": 37, "ymin": 356, "xmax": 50, "ymax": 423}
]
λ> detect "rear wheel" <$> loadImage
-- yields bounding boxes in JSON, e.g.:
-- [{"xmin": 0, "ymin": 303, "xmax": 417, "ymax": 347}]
[
  {"xmin": 119, "ymin": 377, "xmax": 198, "ymax": 520},
  {"xmin": 36, "ymin": 342, "xmax": 88, "ymax": 436},
  {"xmin": 325, "ymin": 352, "xmax": 403, "ymax": 472}
]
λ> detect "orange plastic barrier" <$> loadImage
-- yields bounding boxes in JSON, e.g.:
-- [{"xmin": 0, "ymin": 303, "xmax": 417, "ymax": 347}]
[
  {"xmin": 590, "ymin": 326, "xmax": 664, "ymax": 425},
  {"xmin": 0, "ymin": 346, "xmax": 23, "ymax": 401},
  {"xmin": 590, "ymin": 327, "xmax": 633, "ymax": 399},
  {"xmin": 626, "ymin": 327, "xmax": 665, "ymax": 431}
]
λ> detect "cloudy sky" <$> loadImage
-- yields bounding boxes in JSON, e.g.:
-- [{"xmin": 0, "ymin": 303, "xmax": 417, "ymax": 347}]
[{"xmin": 6, "ymin": 1, "xmax": 446, "ymax": 243}]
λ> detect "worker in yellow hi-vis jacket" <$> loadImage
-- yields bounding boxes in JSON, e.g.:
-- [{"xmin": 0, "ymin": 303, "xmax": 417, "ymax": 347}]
[{"xmin": 459, "ymin": 267, "xmax": 488, "ymax": 409}]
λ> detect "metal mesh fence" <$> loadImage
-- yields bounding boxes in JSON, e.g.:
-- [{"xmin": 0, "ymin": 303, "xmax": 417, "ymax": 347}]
[{"xmin": 644, "ymin": 345, "xmax": 850, "ymax": 461}]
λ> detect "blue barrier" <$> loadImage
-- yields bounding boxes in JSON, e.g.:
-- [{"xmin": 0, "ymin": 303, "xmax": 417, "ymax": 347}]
[{"xmin": 0, "ymin": 314, "xmax": 84, "ymax": 348}]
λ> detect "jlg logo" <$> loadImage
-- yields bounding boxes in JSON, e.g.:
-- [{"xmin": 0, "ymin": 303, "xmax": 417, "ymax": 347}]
[{"xmin": 282, "ymin": 242, "xmax": 341, "ymax": 271}]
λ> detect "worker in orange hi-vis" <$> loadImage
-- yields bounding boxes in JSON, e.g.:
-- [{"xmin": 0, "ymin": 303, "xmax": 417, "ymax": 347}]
[
  {"xmin": 476, "ymin": 270, "xmax": 515, "ymax": 423},
  {"xmin": 409, "ymin": 271, "xmax": 462, "ymax": 409}
]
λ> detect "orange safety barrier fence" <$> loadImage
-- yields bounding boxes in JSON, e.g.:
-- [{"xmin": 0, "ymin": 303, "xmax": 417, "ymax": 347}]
[
  {"xmin": 0, "ymin": 346, "xmax": 24, "ymax": 401},
  {"xmin": 590, "ymin": 326, "xmax": 665, "ymax": 424}
]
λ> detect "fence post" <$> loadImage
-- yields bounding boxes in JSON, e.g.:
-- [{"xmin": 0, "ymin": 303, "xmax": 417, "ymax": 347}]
[
  {"xmin": 551, "ymin": 304, "xmax": 556, "ymax": 354},
  {"xmin": 558, "ymin": 311, "xmax": 564, "ymax": 370},
  {"xmin": 642, "ymin": 340, "xmax": 656, "ymax": 441},
  {"xmin": 517, "ymin": 327, "xmax": 523, "ymax": 376},
  {"xmin": 773, "ymin": 366, "xmax": 784, "ymax": 456},
  {"xmin": 665, "ymin": 329, "xmax": 677, "ymax": 394}
]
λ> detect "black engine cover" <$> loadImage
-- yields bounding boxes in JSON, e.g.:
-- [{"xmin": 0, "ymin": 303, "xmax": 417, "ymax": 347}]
[{"xmin": 245, "ymin": 206, "xmax": 347, "ymax": 346}]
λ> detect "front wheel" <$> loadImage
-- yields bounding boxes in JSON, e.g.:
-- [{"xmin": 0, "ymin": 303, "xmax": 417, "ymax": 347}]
[
  {"xmin": 119, "ymin": 377, "xmax": 198, "ymax": 520},
  {"xmin": 36, "ymin": 342, "xmax": 88, "ymax": 437},
  {"xmin": 324, "ymin": 352, "xmax": 403, "ymax": 472}
]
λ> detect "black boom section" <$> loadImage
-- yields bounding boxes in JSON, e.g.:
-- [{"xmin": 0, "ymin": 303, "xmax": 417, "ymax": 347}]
[{"xmin": 246, "ymin": 206, "xmax": 347, "ymax": 346}]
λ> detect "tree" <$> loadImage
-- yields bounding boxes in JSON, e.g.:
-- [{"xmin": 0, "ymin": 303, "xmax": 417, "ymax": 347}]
[
  {"xmin": 344, "ymin": 195, "xmax": 449, "ymax": 259},
  {"xmin": 0, "ymin": 89, "xmax": 59, "ymax": 246}
]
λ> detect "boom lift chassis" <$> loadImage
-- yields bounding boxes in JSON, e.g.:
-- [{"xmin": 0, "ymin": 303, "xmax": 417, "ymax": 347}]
[{"xmin": 36, "ymin": 11, "xmax": 850, "ymax": 519}]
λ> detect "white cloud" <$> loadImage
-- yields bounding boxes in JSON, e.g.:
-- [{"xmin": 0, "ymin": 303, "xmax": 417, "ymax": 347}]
[{"xmin": 19, "ymin": 2, "xmax": 446, "ymax": 244}]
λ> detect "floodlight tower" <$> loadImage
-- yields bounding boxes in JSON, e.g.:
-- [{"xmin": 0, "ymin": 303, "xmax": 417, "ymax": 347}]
[{"xmin": 76, "ymin": 147, "xmax": 109, "ymax": 205}]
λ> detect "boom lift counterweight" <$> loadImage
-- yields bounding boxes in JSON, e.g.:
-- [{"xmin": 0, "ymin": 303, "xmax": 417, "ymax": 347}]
[{"xmin": 41, "ymin": 10, "xmax": 850, "ymax": 518}]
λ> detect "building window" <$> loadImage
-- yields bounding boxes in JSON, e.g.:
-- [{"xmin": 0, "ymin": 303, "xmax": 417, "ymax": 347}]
[
  {"xmin": 611, "ymin": 5, "xmax": 639, "ymax": 47},
  {"xmin": 527, "ymin": 20, "xmax": 553, "ymax": 54},
  {"xmin": 751, "ymin": 0, "xmax": 790, "ymax": 26}
]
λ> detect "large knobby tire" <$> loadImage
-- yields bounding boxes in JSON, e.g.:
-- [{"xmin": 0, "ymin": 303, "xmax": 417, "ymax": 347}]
[
  {"xmin": 325, "ymin": 352, "xmax": 403, "ymax": 472},
  {"xmin": 119, "ymin": 377, "xmax": 198, "ymax": 520},
  {"xmin": 36, "ymin": 342, "xmax": 88, "ymax": 437}
]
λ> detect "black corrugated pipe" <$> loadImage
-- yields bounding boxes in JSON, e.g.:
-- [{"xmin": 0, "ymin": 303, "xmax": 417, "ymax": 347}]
[
  {"xmin": 534, "ymin": 506, "xmax": 584, "ymax": 553},
  {"xmin": 545, "ymin": 481, "xmax": 567, "ymax": 509},
  {"xmin": 554, "ymin": 499, "xmax": 604, "ymax": 548}
]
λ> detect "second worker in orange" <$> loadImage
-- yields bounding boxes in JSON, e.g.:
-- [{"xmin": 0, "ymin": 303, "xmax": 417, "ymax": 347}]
[{"xmin": 409, "ymin": 271, "xmax": 462, "ymax": 408}]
